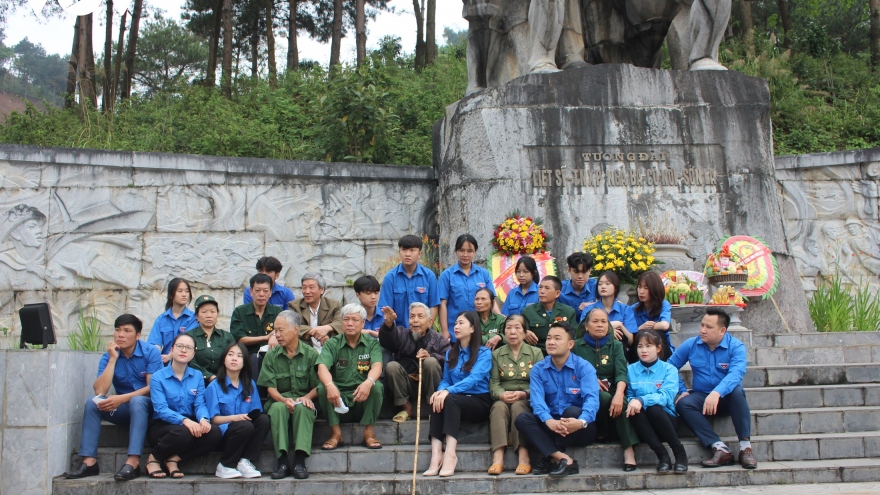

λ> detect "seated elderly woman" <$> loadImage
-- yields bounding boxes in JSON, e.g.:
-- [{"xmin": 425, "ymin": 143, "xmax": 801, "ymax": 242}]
[
  {"xmin": 476, "ymin": 287, "xmax": 506, "ymax": 350},
  {"xmin": 487, "ymin": 314, "xmax": 544, "ymax": 475},
  {"xmin": 186, "ymin": 295, "xmax": 236, "ymax": 383},
  {"xmin": 573, "ymin": 307, "xmax": 640, "ymax": 471}
]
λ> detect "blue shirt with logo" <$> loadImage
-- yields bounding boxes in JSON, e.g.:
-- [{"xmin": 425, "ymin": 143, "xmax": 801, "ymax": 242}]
[
  {"xmin": 668, "ymin": 332, "xmax": 747, "ymax": 397},
  {"xmin": 559, "ymin": 278, "xmax": 598, "ymax": 311},
  {"xmin": 438, "ymin": 345, "xmax": 492, "ymax": 395},
  {"xmin": 632, "ymin": 300, "xmax": 674, "ymax": 351},
  {"xmin": 501, "ymin": 282, "xmax": 539, "ymax": 316},
  {"xmin": 150, "ymin": 365, "xmax": 210, "ymax": 425},
  {"xmin": 529, "ymin": 353, "xmax": 599, "ymax": 423},
  {"xmin": 96, "ymin": 340, "xmax": 163, "ymax": 395},
  {"xmin": 438, "ymin": 263, "xmax": 495, "ymax": 340},
  {"xmin": 205, "ymin": 377, "xmax": 263, "ymax": 434},
  {"xmin": 579, "ymin": 300, "xmax": 638, "ymax": 334},
  {"xmin": 626, "ymin": 359, "xmax": 679, "ymax": 417},
  {"xmin": 147, "ymin": 307, "xmax": 199, "ymax": 355},
  {"xmin": 378, "ymin": 263, "xmax": 440, "ymax": 328}
]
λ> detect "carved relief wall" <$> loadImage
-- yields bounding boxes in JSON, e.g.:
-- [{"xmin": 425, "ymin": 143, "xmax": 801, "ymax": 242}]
[
  {"xmin": 0, "ymin": 146, "xmax": 436, "ymax": 347},
  {"xmin": 776, "ymin": 149, "xmax": 880, "ymax": 294}
]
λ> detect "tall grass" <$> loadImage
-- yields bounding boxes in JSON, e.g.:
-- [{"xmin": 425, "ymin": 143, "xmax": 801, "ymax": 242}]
[
  {"xmin": 809, "ymin": 275, "xmax": 880, "ymax": 332},
  {"xmin": 67, "ymin": 308, "xmax": 105, "ymax": 351}
]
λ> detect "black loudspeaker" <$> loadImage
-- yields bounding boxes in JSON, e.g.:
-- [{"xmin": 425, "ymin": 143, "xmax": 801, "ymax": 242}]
[{"xmin": 19, "ymin": 303, "xmax": 55, "ymax": 349}]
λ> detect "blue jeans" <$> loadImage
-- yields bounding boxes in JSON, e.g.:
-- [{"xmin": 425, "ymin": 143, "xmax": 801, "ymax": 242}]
[
  {"xmin": 675, "ymin": 385, "xmax": 751, "ymax": 447},
  {"xmin": 79, "ymin": 395, "xmax": 152, "ymax": 458}
]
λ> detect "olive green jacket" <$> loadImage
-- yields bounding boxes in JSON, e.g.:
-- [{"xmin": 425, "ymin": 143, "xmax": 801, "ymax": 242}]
[
  {"xmin": 489, "ymin": 343, "xmax": 544, "ymax": 400},
  {"xmin": 572, "ymin": 336, "xmax": 628, "ymax": 391}
]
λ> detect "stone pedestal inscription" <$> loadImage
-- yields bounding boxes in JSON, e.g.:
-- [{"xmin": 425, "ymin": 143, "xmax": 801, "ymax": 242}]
[{"xmin": 435, "ymin": 64, "xmax": 812, "ymax": 333}]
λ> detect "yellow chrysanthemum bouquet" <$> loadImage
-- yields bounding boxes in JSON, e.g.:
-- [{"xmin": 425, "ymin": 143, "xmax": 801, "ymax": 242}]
[
  {"xmin": 493, "ymin": 211, "xmax": 551, "ymax": 255},
  {"xmin": 582, "ymin": 227, "xmax": 658, "ymax": 285}
]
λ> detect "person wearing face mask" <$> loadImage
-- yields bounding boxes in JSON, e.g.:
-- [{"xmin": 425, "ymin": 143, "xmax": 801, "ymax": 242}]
[
  {"xmin": 379, "ymin": 302, "xmax": 451, "ymax": 423},
  {"xmin": 626, "ymin": 330, "xmax": 687, "ymax": 474},
  {"xmin": 438, "ymin": 234, "xmax": 497, "ymax": 341},
  {"xmin": 573, "ymin": 308, "xmax": 639, "ymax": 471},
  {"xmin": 288, "ymin": 273, "xmax": 343, "ymax": 349},
  {"xmin": 205, "ymin": 342, "xmax": 269, "ymax": 479},
  {"xmin": 186, "ymin": 295, "xmax": 236, "ymax": 384}
]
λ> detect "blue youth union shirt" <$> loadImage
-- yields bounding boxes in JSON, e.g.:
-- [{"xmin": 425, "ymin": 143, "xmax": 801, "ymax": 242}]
[
  {"xmin": 438, "ymin": 263, "xmax": 495, "ymax": 337},
  {"xmin": 97, "ymin": 340, "xmax": 163, "ymax": 395},
  {"xmin": 205, "ymin": 377, "xmax": 262, "ymax": 434},
  {"xmin": 378, "ymin": 263, "xmax": 440, "ymax": 327},
  {"xmin": 150, "ymin": 365, "xmax": 210, "ymax": 425},
  {"xmin": 147, "ymin": 307, "xmax": 199, "ymax": 355}
]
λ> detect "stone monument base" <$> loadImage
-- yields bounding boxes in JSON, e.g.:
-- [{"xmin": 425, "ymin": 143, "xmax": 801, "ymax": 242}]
[{"xmin": 434, "ymin": 64, "xmax": 811, "ymax": 333}]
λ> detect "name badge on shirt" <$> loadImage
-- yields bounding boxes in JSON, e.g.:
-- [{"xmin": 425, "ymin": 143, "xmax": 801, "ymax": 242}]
[{"xmin": 569, "ymin": 388, "xmax": 580, "ymax": 394}]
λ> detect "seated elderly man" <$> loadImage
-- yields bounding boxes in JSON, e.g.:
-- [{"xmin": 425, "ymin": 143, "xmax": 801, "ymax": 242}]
[
  {"xmin": 257, "ymin": 310, "xmax": 319, "ymax": 480},
  {"xmin": 669, "ymin": 308, "xmax": 757, "ymax": 469},
  {"xmin": 289, "ymin": 272, "xmax": 343, "ymax": 349},
  {"xmin": 378, "ymin": 302, "xmax": 451, "ymax": 423},
  {"xmin": 317, "ymin": 304, "xmax": 385, "ymax": 450}
]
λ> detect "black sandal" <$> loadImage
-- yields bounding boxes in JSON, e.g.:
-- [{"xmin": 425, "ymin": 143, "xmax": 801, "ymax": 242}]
[
  {"xmin": 146, "ymin": 460, "xmax": 166, "ymax": 478},
  {"xmin": 165, "ymin": 460, "xmax": 184, "ymax": 479}
]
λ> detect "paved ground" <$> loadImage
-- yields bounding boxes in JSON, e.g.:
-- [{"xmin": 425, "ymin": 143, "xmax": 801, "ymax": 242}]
[{"xmin": 522, "ymin": 483, "xmax": 880, "ymax": 495}]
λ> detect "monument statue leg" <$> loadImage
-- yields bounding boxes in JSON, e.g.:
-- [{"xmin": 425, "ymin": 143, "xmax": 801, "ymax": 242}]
[
  {"xmin": 556, "ymin": 0, "xmax": 588, "ymax": 69},
  {"xmin": 683, "ymin": 0, "xmax": 731, "ymax": 70},
  {"xmin": 527, "ymin": 0, "xmax": 566, "ymax": 73},
  {"xmin": 466, "ymin": 17, "xmax": 492, "ymax": 94}
]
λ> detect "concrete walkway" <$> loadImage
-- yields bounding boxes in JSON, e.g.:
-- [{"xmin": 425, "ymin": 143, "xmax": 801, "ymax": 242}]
[{"xmin": 529, "ymin": 482, "xmax": 880, "ymax": 495}]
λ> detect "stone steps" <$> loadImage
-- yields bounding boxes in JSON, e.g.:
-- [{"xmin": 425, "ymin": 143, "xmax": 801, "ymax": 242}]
[
  {"xmin": 753, "ymin": 345, "xmax": 880, "ymax": 366},
  {"xmin": 745, "ymin": 383, "xmax": 880, "ymax": 409},
  {"xmin": 735, "ymin": 363, "xmax": 879, "ymax": 388},
  {"xmin": 758, "ymin": 332, "xmax": 880, "ymax": 348},
  {"xmin": 81, "ymin": 431, "xmax": 880, "ymax": 475},
  {"xmin": 51, "ymin": 457, "xmax": 880, "ymax": 495}
]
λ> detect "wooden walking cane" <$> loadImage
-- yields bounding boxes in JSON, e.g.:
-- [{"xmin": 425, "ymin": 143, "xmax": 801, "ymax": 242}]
[{"xmin": 412, "ymin": 357, "xmax": 424, "ymax": 495}]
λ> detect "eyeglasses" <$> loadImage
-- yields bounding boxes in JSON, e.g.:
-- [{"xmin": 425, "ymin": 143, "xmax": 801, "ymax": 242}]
[{"xmin": 174, "ymin": 344, "xmax": 195, "ymax": 352}]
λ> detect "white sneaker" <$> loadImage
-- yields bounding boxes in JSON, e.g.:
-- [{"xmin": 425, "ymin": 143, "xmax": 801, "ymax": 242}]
[
  {"xmin": 215, "ymin": 463, "xmax": 242, "ymax": 479},
  {"xmin": 236, "ymin": 459, "xmax": 262, "ymax": 478}
]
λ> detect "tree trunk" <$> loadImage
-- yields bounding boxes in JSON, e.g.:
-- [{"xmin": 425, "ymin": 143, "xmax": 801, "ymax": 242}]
[
  {"xmin": 265, "ymin": 0, "xmax": 277, "ymax": 86},
  {"xmin": 221, "ymin": 0, "xmax": 234, "ymax": 98},
  {"xmin": 355, "ymin": 0, "xmax": 366, "ymax": 66},
  {"xmin": 111, "ymin": 10, "xmax": 127, "ymax": 111},
  {"xmin": 121, "ymin": 0, "xmax": 144, "ymax": 99},
  {"xmin": 329, "ymin": 0, "xmax": 343, "ymax": 66},
  {"xmin": 66, "ymin": 17, "xmax": 81, "ymax": 108},
  {"xmin": 206, "ymin": 0, "xmax": 223, "ymax": 86},
  {"xmin": 740, "ymin": 0, "xmax": 754, "ymax": 55},
  {"xmin": 102, "ymin": 0, "xmax": 113, "ymax": 112},
  {"xmin": 777, "ymin": 0, "xmax": 793, "ymax": 49},
  {"xmin": 250, "ymin": 19, "xmax": 259, "ymax": 77},
  {"xmin": 287, "ymin": 0, "xmax": 298, "ymax": 69},
  {"xmin": 871, "ymin": 0, "xmax": 880, "ymax": 70},
  {"xmin": 425, "ymin": 0, "xmax": 436, "ymax": 64},
  {"xmin": 412, "ymin": 0, "xmax": 425, "ymax": 70},
  {"xmin": 78, "ymin": 14, "xmax": 98, "ymax": 108}
]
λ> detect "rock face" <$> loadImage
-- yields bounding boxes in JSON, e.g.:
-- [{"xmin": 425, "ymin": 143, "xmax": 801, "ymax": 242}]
[{"xmin": 434, "ymin": 64, "xmax": 812, "ymax": 333}]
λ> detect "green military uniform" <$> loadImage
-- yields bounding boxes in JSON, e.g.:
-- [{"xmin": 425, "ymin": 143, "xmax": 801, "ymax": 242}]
[
  {"xmin": 316, "ymin": 333, "xmax": 384, "ymax": 427},
  {"xmin": 480, "ymin": 312, "xmax": 507, "ymax": 345},
  {"xmin": 573, "ymin": 336, "xmax": 639, "ymax": 448},
  {"xmin": 185, "ymin": 326, "xmax": 236, "ymax": 382},
  {"xmin": 488, "ymin": 343, "xmax": 543, "ymax": 451},
  {"xmin": 257, "ymin": 342, "xmax": 320, "ymax": 459},
  {"xmin": 230, "ymin": 303, "xmax": 282, "ymax": 355},
  {"xmin": 521, "ymin": 301, "xmax": 577, "ymax": 354}
]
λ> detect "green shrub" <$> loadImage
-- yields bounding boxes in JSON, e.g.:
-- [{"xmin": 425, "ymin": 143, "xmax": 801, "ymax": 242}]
[
  {"xmin": 809, "ymin": 275, "xmax": 880, "ymax": 332},
  {"xmin": 67, "ymin": 307, "xmax": 105, "ymax": 351}
]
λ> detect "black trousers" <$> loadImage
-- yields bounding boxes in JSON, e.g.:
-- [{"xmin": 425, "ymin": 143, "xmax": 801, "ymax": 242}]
[
  {"xmin": 628, "ymin": 405, "xmax": 682, "ymax": 455},
  {"xmin": 147, "ymin": 421, "xmax": 222, "ymax": 463},
  {"xmin": 219, "ymin": 414, "xmax": 271, "ymax": 467},
  {"xmin": 514, "ymin": 406, "xmax": 599, "ymax": 458},
  {"xmin": 429, "ymin": 393, "xmax": 492, "ymax": 441}
]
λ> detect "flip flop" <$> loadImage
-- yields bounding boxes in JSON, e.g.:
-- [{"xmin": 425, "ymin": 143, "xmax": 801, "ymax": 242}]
[
  {"xmin": 392, "ymin": 410, "xmax": 410, "ymax": 423},
  {"xmin": 362, "ymin": 435, "xmax": 382, "ymax": 449},
  {"xmin": 322, "ymin": 434, "xmax": 344, "ymax": 450}
]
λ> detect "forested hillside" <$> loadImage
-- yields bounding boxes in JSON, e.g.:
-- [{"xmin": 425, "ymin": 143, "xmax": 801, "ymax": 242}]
[{"xmin": 0, "ymin": 0, "xmax": 878, "ymax": 165}]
